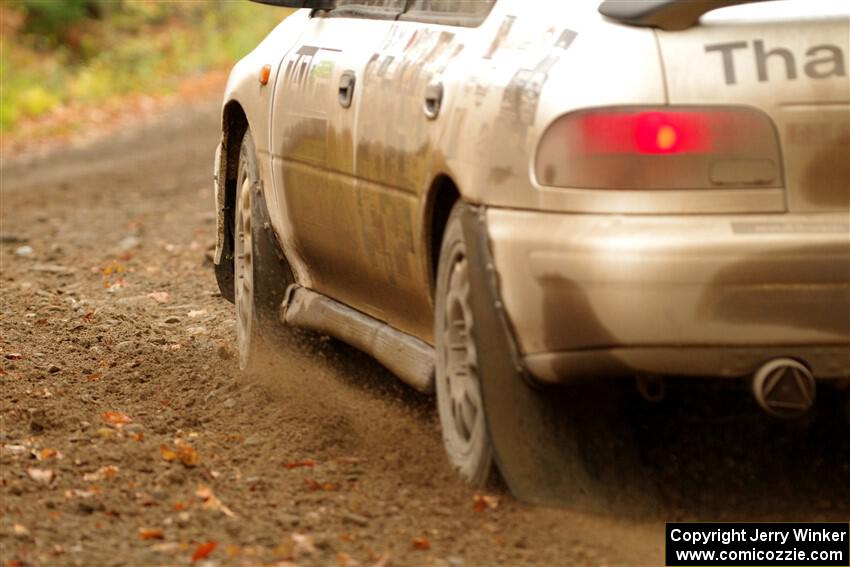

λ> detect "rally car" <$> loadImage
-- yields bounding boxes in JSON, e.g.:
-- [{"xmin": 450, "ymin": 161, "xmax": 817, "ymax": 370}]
[{"xmin": 213, "ymin": 0, "xmax": 850, "ymax": 503}]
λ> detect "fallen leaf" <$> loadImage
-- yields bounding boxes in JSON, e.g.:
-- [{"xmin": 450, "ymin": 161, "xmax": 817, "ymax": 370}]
[
  {"xmin": 35, "ymin": 448, "xmax": 61, "ymax": 461},
  {"xmin": 107, "ymin": 278, "xmax": 127, "ymax": 293},
  {"xmin": 304, "ymin": 479, "xmax": 340, "ymax": 492},
  {"xmin": 191, "ymin": 541, "xmax": 217, "ymax": 562},
  {"xmin": 175, "ymin": 441, "xmax": 200, "ymax": 467},
  {"xmin": 473, "ymin": 495, "xmax": 486, "ymax": 513},
  {"xmin": 160, "ymin": 444, "xmax": 177, "ymax": 462},
  {"xmin": 225, "ymin": 544, "xmax": 241, "ymax": 558},
  {"xmin": 101, "ymin": 411, "xmax": 132, "ymax": 428},
  {"xmin": 473, "ymin": 493, "xmax": 500, "ymax": 512},
  {"xmin": 337, "ymin": 552, "xmax": 353, "ymax": 566},
  {"xmin": 411, "ymin": 537, "xmax": 430, "ymax": 551},
  {"xmin": 83, "ymin": 465, "xmax": 119, "ymax": 482},
  {"xmin": 195, "ymin": 484, "xmax": 235, "ymax": 517},
  {"xmin": 138, "ymin": 527, "xmax": 164, "ymax": 540},
  {"xmin": 27, "ymin": 467, "xmax": 55, "ymax": 485},
  {"xmin": 131, "ymin": 432, "xmax": 144, "ymax": 442},
  {"xmin": 284, "ymin": 460, "xmax": 317, "ymax": 470},
  {"xmin": 173, "ymin": 501, "xmax": 188, "ymax": 511}
]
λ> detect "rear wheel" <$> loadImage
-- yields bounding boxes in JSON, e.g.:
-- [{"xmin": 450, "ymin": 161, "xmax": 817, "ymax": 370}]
[
  {"xmin": 438, "ymin": 201, "xmax": 652, "ymax": 510},
  {"xmin": 234, "ymin": 130, "xmax": 291, "ymax": 370}
]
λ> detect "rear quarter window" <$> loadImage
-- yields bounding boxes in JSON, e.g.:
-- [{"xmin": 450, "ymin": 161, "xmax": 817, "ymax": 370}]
[{"xmin": 401, "ymin": 0, "xmax": 497, "ymax": 26}]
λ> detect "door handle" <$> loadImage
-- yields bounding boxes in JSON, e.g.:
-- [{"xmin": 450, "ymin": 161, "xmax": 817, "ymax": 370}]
[
  {"xmin": 339, "ymin": 70, "xmax": 356, "ymax": 108},
  {"xmin": 423, "ymin": 81, "xmax": 444, "ymax": 120}
]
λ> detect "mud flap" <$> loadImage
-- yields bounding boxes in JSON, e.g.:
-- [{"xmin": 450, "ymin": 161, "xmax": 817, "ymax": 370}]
[
  {"xmin": 251, "ymin": 180, "xmax": 295, "ymax": 329},
  {"xmin": 460, "ymin": 205, "xmax": 651, "ymax": 509}
]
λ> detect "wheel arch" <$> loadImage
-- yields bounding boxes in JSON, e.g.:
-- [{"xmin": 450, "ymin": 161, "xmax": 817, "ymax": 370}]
[
  {"xmin": 214, "ymin": 100, "xmax": 250, "ymax": 303},
  {"xmin": 424, "ymin": 173, "xmax": 462, "ymax": 296}
]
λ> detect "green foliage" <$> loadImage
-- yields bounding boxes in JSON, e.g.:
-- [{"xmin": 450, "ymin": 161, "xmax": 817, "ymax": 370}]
[
  {"xmin": 14, "ymin": 0, "xmax": 101, "ymax": 46},
  {"xmin": 1, "ymin": 1, "xmax": 288, "ymax": 133}
]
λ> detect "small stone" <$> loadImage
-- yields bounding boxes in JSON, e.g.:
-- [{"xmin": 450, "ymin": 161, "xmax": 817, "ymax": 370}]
[
  {"xmin": 15, "ymin": 245, "xmax": 34, "ymax": 256},
  {"xmin": 117, "ymin": 236, "xmax": 141, "ymax": 251},
  {"xmin": 164, "ymin": 316, "xmax": 180, "ymax": 324},
  {"xmin": 223, "ymin": 398, "xmax": 237, "ymax": 409},
  {"xmin": 48, "ymin": 364, "xmax": 61, "ymax": 374},
  {"xmin": 29, "ymin": 408, "xmax": 48, "ymax": 433},
  {"xmin": 341, "ymin": 512, "xmax": 369, "ymax": 527},
  {"xmin": 448, "ymin": 557, "xmax": 465, "ymax": 567},
  {"xmin": 176, "ymin": 511, "xmax": 191, "ymax": 527},
  {"xmin": 13, "ymin": 524, "xmax": 31, "ymax": 538},
  {"xmin": 278, "ymin": 513, "xmax": 300, "ymax": 528}
]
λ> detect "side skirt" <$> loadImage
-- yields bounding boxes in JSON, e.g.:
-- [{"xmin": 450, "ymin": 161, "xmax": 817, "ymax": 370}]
[{"xmin": 280, "ymin": 286, "xmax": 435, "ymax": 394}]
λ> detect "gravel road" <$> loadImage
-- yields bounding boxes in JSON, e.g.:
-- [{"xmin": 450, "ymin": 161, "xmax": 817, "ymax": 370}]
[{"xmin": 1, "ymin": 99, "xmax": 847, "ymax": 567}]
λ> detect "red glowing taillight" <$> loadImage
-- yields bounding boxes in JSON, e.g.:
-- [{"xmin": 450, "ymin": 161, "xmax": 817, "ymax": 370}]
[{"xmin": 536, "ymin": 106, "xmax": 782, "ymax": 190}]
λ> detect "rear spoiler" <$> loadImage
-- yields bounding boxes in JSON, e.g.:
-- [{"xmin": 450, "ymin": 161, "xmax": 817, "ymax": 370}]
[{"xmin": 598, "ymin": 0, "xmax": 772, "ymax": 31}]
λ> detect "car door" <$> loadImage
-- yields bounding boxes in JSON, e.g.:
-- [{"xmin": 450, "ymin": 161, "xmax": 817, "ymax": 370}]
[
  {"xmin": 353, "ymin": 0, "xmax": 498, "ymax": 341},
  {"xmin": 269, "ymin": 0, "xmax": 405, "ymax": 320}
]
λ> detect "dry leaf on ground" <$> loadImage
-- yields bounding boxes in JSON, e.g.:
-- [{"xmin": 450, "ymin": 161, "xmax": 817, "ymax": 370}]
[
  {"xmin": 284, "ymin": 460, "xmax": 317, "ymax": 470},
  {"xmin": 35, "ymin": 448, "xmax": 61, "ymax": 461},
  {"xmin": 195, "ymin": 484, "xmax": 235, "ymax": 517},
  {"xmin": 191, "ymin": 541, "xmax": 217, "ymax": 562},
  {"xmin": 138, "ymin": 527, "xmax": 165, "ymax": 540},
  {"xmin": 101, "ymin": 411, "xmax": 132, "ymax": 428},
  {"xmin": 304, "ymin": 479, "xmax": 340, "ymax": 492},
  {"xmin": 160, "ymin": 444, "xmax": 177, "ymax": 462},
  {"xmin": 175, "ymin": 441, "xmax": 200, "ymax": 467},
  {"xmin": 473, "ymin": 493, "xmax": 501, "ymax": 512},
  {"xmin": 83, "ymin": 465, "xmax": 119, "ymax": 482},
  {"xmin": 411, "ymin": 537, "xmax": 430, "ymax": 551}
]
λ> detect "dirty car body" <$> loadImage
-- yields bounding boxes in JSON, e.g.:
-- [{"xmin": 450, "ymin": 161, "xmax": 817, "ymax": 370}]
[{"xmin": 214, "ymin": 0, "xmax": 850, "ymax": 502}]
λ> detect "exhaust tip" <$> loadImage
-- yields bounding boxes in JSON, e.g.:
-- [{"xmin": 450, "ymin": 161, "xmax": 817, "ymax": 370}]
[{"xmin": 752, "ymin": 358, "xmax": 815, "ymax": 418}]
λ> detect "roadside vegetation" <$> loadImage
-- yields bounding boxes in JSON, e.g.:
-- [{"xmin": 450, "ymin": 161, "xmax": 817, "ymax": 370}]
[{"xmin": 0, "ymin": 0, "xmax": 288, "ymax": 141}]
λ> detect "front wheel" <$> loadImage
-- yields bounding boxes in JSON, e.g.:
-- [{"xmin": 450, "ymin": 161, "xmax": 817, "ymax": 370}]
[
  {"xmin": 233, "ymin": 130, "xmax": 291, "ymax": 370},
  {"xmin": 434, "ymin": 204, "xmax": 496, "ymax": 487}
]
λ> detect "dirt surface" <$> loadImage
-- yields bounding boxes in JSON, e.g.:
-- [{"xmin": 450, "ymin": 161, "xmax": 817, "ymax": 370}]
[{"xmin": 1, "ymin": 99, "xmax": 848, "ymax": 567}]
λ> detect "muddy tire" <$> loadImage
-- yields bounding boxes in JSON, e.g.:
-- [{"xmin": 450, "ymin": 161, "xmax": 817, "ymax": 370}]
[
  {"xmin": 233, "ymin": 130, "xmax": 292, "ymax": 370},
  {"xmin": 453, "ymin": 202, "xmax": 653, "ymax": 510},
  {"xmin": 434, "ymin": 204, "xmax": 497, "ymax": 487}
]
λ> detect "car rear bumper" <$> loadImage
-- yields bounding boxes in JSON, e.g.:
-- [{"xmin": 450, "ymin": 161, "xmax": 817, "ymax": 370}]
[{"xmin": 485, "ymin": 208, "xmax": 850, "ymax": 382}]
